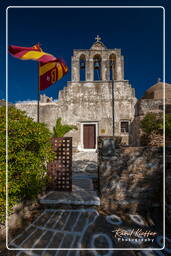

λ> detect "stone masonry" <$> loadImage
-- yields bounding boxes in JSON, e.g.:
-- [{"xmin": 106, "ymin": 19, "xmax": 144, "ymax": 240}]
[
  {"xmin": 15, "ymin": 36, "xmax": 137, "ymax": 150},
  {"xmin": 99, "ymin": 147, "xmax": 163, "ymax": 214},
  {"xmin": 166, "ymin": 147, "xmax": 171, "ymax": 227}
]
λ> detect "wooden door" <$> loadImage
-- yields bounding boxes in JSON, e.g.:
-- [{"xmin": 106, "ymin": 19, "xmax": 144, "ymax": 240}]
[{"xmin": 83, "ymin": 124, "xmax": 96, "ymax": 149}]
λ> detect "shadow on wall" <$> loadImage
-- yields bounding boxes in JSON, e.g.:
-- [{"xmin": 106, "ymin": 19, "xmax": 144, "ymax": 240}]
[
  {"xmin": 129, "ymin": 101, "xmax": 141, "ymax": 146},
  {"xmin": 99, "ymin": 146, "xmax": 163, "ymax": 227}
]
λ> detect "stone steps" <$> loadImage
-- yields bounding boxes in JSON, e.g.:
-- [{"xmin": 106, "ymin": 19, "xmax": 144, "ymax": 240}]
[
  {"xmin": 40, "ymin": 152, "xmax": 100, "ymax": 207},
  {"xmin": 40, "ymin": 175, "xmax": 100, "ymax": 207},
  {"xmin": 39, "ymin": 190, "xmax": 100, "ymax": 206}
]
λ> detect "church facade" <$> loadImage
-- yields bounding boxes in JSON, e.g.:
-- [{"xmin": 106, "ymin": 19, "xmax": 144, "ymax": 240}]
[{"xmin": 15, "ymin": 36, "xmax": 137, "ymax": 151}]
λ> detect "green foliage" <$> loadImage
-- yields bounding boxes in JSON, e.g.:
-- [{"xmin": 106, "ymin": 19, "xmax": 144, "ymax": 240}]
[
  {"xmin": 53, "ymin": 118, "xmax": 77, "ymax": 137},
  {"xmin": 140, "ymin": 112, "xmax": 171, "ymax": 145},
  {"xmin": 140, "ymin": 113, "xmax": 163, "ymax": 135},
  {"xmin": 165, "ymin": 114, "xmax": 171, "ymax": 138},
  {"xmin": 0, "ymin": 106, "xmax": 54, "ymax": 223}
]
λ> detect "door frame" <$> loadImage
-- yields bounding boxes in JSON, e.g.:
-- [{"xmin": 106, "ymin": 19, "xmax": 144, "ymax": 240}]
[{"xmin": 80, "ymin": 121, "xmax": 98, "ymax": 152}]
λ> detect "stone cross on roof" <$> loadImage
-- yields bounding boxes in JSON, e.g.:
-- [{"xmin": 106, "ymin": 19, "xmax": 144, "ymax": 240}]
[
  {"xmin": 95, "ymin": 35, "xmax": 101, "ymax": 42},
  {"xmin": 91, "ymin": 35, "xmax": 106, "ymax": 50}
]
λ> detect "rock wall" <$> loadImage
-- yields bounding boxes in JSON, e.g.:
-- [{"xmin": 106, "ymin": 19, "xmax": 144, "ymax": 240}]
[
  {"xmin": 136, "ymin": 99, "xmax": 163, "ymax": 116},
  {"xmin": 99, "ymin": 147, "xmax": 163, "ymax": 214},
  {"xmin": 130, "ymin": 98, "xmax": 168, "ymax": 146},
  {"xmin": 166, "ymin": 147, "xmax": 171, "ymax": 226}
]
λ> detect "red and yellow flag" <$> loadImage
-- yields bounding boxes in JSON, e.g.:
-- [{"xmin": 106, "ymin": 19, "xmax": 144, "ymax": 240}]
[
  {"xmin": 39, "ymin": 60, "xmax": 68, "ymax": 90},
  {"xmin": 9, "ymin": 43, "xmax": 68, "ymax": 90},
  {"xmin": 8, "ymin": 44, "xmax": 57, "ymax": 63}
]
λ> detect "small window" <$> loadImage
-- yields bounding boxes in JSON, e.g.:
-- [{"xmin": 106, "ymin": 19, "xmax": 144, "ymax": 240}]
[{"xmin": 121, "ymin": 121, "xmax": 129, "ymax": 133}]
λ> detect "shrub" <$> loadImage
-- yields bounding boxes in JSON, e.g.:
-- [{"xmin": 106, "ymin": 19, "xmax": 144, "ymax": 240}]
[
  {"xmin": 140, "ymin": 113, "xmax": 163, "ymax": 135},
  {"xmin": 53, "ymin": 117, "xmax": 77, "ymax": 137},
  {"xmin": 140, "ymin": 113, "xmax": 171, "ymax": 145},
  {"xmin": 0, "ymin": 106, "xmax": 54, "ymax": 224},
  {"xmin": 165, "ymin": 114, "xmax": 171, "ymax": 139}
]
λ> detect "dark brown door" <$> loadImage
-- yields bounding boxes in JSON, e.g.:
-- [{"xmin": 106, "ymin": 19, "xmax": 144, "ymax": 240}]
[{"xmin": 83, "ymin": 124, "xmax": 96, "ymax": 149}]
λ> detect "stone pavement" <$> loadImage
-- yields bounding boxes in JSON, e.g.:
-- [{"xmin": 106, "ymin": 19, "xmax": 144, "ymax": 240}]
[
  {"xmin": 72, "ymin": 152, "xmax": 97, "ymax": 176},
  {"xmin": 8, "ymin": 152, "xmax": 169, "ymax": 256},
  {"xmin": 72, "ymin": 152, "xmax": 97, "ymax": 163},
  {"xmin": 8, "ymin": 209, "xmax": 167, "ymax": 256},
  {"xmin": 9, "ymin": 208, "xmax": 99, "ymax": 255}
]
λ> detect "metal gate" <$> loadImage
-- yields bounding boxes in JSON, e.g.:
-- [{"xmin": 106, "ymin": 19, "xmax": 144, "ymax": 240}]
[{"xmin": 48, "ymin": 137, "xmax": 72, "ymax": 191}]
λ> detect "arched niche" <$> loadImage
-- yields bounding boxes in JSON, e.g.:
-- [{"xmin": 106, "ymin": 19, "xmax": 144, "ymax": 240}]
[
  {"xmin": 109, "ymin": 54, "xmax": 117, "ymax": 80},
  {"xmin": 93, "ymin": 54, "xmax": 102, "ymax": 81},
  {"xmin": 79, "ymin": 54, "xmax": 86, "ymax": 81}
]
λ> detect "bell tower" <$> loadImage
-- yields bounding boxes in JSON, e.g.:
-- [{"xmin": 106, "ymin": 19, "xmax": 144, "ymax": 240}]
[
  {"xmin": 71, "ymin": 35, "xmax": 124, "ymax": 82},
  {"xmin": 60, "ymin": 36, "xmax": 137, "ymax": 148}
]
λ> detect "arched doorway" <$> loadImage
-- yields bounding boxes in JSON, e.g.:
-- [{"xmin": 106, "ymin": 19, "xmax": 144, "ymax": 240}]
[{"xmin": 109, "ymin": 54, "xmax": 117, "ymax": 80}]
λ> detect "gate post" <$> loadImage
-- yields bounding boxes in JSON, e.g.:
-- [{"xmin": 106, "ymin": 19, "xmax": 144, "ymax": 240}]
[{"xmin": 97, "ymin": 136, "xmax": 116, "ymax": 196}]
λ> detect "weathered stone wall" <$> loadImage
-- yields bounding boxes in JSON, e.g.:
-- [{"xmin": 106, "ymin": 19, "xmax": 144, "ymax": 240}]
[
  {"xmin": 15, "ymin": 40, "xmax": 137, "ymax": 149},
  {"xmin": 71, "ymin": 47, "xmax": 124, "ymax": 82},
  {"xmin": 99, "ymin": 147, "xmax": 163, "ymax": 214},
  {"xmin": 16, "ymin": 79, "xmax": 136, "ymax": 149},
  {"xmin": 166, "ymin": 147, "xmax": 171, "ymax": 226},
  {"xmin": 136, "ymin": 99, "xmax": 164, "ymax": 116},
  {"xmin": 129, "ymin": 98, "xmax": 169, "ymax": 146},
  {"xmin": 129, "ymin": 116, "xmax": 141, "ymax": 146}
]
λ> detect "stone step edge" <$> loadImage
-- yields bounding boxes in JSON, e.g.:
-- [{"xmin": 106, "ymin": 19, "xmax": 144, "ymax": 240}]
[
  {"xmin": 39, "ymin": 198, "xmax": 100, "ymax": 206},
  {"xmin": 72, "ymin": 175, "xmax": 97, "ymax": 179}
]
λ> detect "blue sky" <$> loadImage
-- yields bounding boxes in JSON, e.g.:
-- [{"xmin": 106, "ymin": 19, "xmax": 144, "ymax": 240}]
[{"xmin": 1, "ymin": 0, "xmax": 171, "ymax": 102}]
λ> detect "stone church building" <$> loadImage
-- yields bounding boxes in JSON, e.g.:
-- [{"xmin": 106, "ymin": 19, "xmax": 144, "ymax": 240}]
[{"xmin": 16, "ymin": 36, "xmax": 166, "ymax": 151}]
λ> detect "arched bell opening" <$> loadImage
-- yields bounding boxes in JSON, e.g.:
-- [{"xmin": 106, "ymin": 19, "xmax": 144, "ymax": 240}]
[
  {"xmin": 80, "ymin": 54, "xmax": 86, "ymax": 81},
  {"xmin": 93, "ymin": 54, "xmax": 101, "ymax": 81},
  {"xmin": 109, "ymin": 54, "xmax": 117, "ymax": 80}
]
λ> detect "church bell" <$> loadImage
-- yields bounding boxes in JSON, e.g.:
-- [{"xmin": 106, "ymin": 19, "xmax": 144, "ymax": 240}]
[
  {"xmin": 80, "ymin": 61, "xmax": 85, "ymax": 69},
  {"xmin": 110, "ymin": 59, "xmax": 115, "ymax": 68},
  {"xmin": 94, "ymin": 60, "xmax": 100, "ymax": 69}
]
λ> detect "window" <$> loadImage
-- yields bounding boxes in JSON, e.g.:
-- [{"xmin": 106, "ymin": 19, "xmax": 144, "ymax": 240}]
[{"xmin": 120, "ymin": 121, "xmax": 129, "ymax": 133}]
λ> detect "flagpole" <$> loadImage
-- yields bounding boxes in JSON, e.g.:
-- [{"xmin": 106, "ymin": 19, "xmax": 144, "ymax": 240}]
[
  {"xmin": 111, "ymin": 61, "xmax": 115, "ymax": 137},
  {"xmin": 112, "ymin": 78, "xmax": 115, "ymax": 137},
  {"xmin": 37, "ymin": 63, "xmax": 40, "ymax": 123}
]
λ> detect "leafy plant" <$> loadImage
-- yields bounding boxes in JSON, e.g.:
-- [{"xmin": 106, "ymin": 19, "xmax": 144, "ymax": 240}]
[
  {"xmin": 165, "ymin": 114, "xmax": 171, "ymax": 138},
  {"xmin": 0, "ymin": 106, "xmax": 54, "ymax": 223},
  {"xmin": 140, "ymin": 113, "xmax": 163, "ymax": 135},
  {"xmin": 140, "ymin": 112, "xmax": 171, "ymax": 145},
  {"xmin": 53, "ymin": 118, "xmax": 77, "ymax": 137}
]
